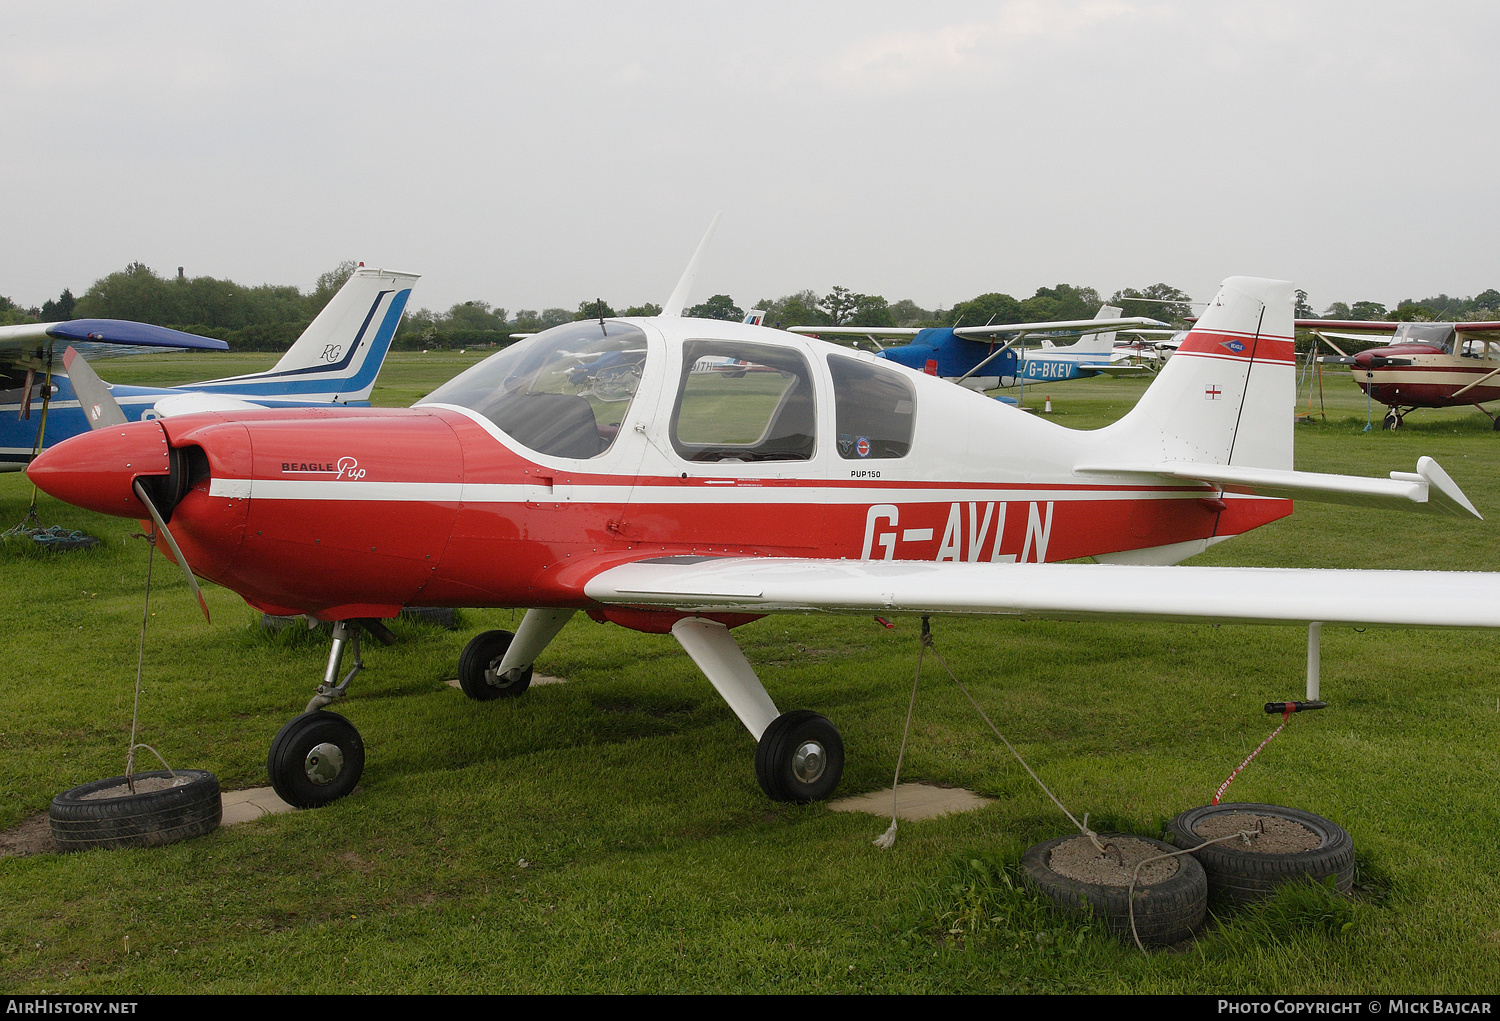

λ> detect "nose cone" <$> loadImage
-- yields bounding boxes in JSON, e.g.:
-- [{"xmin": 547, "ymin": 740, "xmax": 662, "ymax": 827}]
[{"xmin": 26, "ymin": 420, "xmax": 171, "ymax": 518}]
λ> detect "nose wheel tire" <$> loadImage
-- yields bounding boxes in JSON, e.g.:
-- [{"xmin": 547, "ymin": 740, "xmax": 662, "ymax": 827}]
[
  {"xmin": 754, "ymin": 710, "xmax": 844, "ymax": 803},
  {"xmin": 458, "ymin": 629, "xmax": 532, "ymax": 701},
  {"xmin": 268, "ymin": 711, "xmax": 365, "ymax": 808}
]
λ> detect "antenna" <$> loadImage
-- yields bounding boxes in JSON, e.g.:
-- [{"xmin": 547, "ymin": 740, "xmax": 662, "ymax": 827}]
[{"xmin": 661, "ymin": 212, "xmax": 722, "ymax": 317}]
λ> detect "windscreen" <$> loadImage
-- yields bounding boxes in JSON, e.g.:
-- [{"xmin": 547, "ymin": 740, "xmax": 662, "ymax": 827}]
[{"xmin": 418, "ymin": 320, "xmax": 648, "ymax": 459}]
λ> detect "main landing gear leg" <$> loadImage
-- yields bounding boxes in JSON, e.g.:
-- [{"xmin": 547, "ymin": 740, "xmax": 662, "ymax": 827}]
[
  {"xmin": 670, "ymin": 617, "xmax": 844, "ymax": 803},
  {"xmin": 267, "ymin": 620, "xmax": 367, "ymax": 808},
  {"xmin": 457, "ymin": 608, "xmax": 576, "ymax": 700}
]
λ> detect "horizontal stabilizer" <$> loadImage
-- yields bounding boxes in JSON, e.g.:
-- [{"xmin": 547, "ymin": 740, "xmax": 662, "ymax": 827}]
[
  {"xmin": 153, "ymin": 393, "xmax": 264, "ymax": 418},
  {"xmin": 1074, "ymin": 457, "xmax": 1480, "ymax": 519},
  {"xmin": 585, "ymin": 556, "xmax": 1500, "ymax": 628}
]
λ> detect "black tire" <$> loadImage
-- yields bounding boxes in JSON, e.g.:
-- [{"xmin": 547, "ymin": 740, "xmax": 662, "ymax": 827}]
[
  {"xmin": 1167, "ymin": 802, "xmax": 1354, "ymax": 904},
  {"xmin": 1022, "ymin": 832, "xmax": 1207, "ymax": 947},
  {"xmin": 49, "ymin": 769, "xmax": 221, "ymax": 852},
  {"xmin": 1384, "ymin": 410, "xmax": 1400, "ymax": 431},
  {"xmin": 457, "ymin": 629, "xmax": 532, "ymax": 701},
  {"xmin": 754, "ymin": 710, "xmax": 844, "ymax": 803},
  {"xmin": 267, "ymin": 711, "xmax": 365, "ymax": 808},
  {"xmin": 1491, "ymin": 416, "xmax": 1500, "ymax": 432}
]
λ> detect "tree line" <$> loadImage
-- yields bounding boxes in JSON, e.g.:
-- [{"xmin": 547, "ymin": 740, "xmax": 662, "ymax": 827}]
[{"xmin": 3, "ymin": 260, "xmax": 1497, "ymax": 353}]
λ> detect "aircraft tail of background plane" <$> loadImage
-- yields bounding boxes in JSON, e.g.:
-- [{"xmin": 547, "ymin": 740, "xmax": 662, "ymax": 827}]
[
  {"xmin": 1040, "ymin": 304, "xmax": 1122, "ymax": 354},
  {"xmin": 198, "ymin": 267, "xmax": 418, "ymax": 404},
  {"xmin": 1093, "ymin": 276, "xmax": 1295, "ymax": 471}
]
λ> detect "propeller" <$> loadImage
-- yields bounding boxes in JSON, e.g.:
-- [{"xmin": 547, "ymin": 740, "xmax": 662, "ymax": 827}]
[{"xmin": 62, "ymin": 346, "xmax": 210, "ymax": 622}]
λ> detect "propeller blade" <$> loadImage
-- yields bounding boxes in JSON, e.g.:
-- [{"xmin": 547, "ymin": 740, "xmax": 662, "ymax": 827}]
[
  {"xmin": 62, "ymin": 346, "xmax": 127, "ymax": 429},
  {"xmin": 132, "ymin": 478, "xmax": 210, "ymax": 623}
]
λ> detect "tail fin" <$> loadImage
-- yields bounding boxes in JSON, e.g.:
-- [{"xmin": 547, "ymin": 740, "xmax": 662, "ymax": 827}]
[
  {"xmin": 1094, "ymin": 276, "xmax": 1294, "ymax": 470},
  {"xmin": 202, "ymin": 267, "xmax": 418, "ymax": 403},
  {"xmin": 1041, "ymin": 304, "xmax": 1122, "ymax": 353}
]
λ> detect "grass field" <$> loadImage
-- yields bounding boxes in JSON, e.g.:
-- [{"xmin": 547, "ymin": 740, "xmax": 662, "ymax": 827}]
[{"xmin": 2, "ymin": 354, "xmax": 1498, "ymax": 993}]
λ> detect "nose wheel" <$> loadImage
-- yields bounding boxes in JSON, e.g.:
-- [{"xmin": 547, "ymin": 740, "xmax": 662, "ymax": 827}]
[
  {"xmin": 754, "ymin": 710, "xmax": 844, "ymax": 803},
  {"xmin": 267, "ymin": 710, "xmax": 365, "ymax": 808}
]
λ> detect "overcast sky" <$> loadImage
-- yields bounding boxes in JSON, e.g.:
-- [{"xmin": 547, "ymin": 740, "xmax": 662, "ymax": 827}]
[{"xmin": 4, "ymin": 1, "xmax": 1496, "ymax": 316}]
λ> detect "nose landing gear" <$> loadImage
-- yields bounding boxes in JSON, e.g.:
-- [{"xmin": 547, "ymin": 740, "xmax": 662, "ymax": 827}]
[{"xmin": 266, "ymin": 620, "xmax": 373, "ymax": 807}]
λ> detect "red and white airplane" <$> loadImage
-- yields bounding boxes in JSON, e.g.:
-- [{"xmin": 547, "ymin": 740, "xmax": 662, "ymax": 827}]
[
  {"xmin": 1300, "ymin": 319, "xmax": 1500, "ymax": 429},
  {"xmin": 26, "ymin": 276, "xmax": 1500, "ymax": 809}
]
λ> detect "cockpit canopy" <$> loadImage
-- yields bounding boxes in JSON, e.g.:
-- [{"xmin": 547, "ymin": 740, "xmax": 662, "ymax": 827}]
[
  {"xmin": 1391, "ymin": 322, "xmax": 1458, "ymax": 352},
  {"xmin": 418, "ymin": 320, "xmax": 647, "ymax": 459}
]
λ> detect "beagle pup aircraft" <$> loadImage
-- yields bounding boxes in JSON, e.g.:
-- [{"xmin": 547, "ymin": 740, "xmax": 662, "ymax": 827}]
[
  {"xmin": 27, "ymin": 276, "xmax": 1500, "ymax": 810},
  {"xmin": 789, "ymin": 305, "xmax": 1163, "ymax": 391},
  {"xmin": 0, "ymin": 267, "xmax": 417, "ymax": 470},
  {"xmin": 1300, "ymin": 318, "xmax": 1500, "ymax": 430}
]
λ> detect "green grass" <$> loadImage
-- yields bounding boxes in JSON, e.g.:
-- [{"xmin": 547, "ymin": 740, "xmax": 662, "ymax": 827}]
[{"xmin": 2, "ymin": 357, "xmax": 1499, "ymax": 992}]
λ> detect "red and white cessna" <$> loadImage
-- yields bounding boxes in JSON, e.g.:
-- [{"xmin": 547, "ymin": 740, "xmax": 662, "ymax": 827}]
[
  {"xmin": 27, "ymin": 277, "xmax": 1500, "ymax": 809},
  {"xmin": 1301, "ymin": 318, "xmax": 1500, "ymax": 429}
]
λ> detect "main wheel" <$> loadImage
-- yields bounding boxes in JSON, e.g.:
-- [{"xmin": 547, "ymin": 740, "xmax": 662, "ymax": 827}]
[
  {"xmin": 49, "ymin": 769, "xmax": 221, "ymax": 851},
  {"xmin": 267, "ymin": 711, "xmax": 365, "ymax": 808},
  {"xmin": 754, "ymin": 710, "xmax": 844, "ymax": 803},
  {"xmin": 458, "ymin": 629, "xmax": 532, "ymax": 701},
  {"xmin": 1167, "ymin": 802, "xmax": 1354, "ymax": 904},
  {"xmin": 1384, "ymin": 410, "xmax": 1400, "ymax": 431}
]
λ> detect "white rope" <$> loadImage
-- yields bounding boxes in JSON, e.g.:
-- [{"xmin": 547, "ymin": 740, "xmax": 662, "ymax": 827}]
[
  {"xmin": 926, "ymin": 640, "xmax": 1106, "ymax": 854},
  {"xmin": 873, "ymin": 633, "xmax": 927, "ymax": 849}
]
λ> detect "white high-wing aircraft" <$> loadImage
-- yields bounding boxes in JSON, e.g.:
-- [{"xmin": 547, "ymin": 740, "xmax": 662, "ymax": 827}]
[{"xmin": 0, "ymin": 267, "xmax": 417, "ymax": 470}]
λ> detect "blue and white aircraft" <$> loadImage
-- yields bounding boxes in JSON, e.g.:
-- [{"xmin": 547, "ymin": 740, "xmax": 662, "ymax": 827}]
[
  {"xmin": 0, "ymin": 267, "xmax": 417, "ymax": 470},
  {"xmin": 790, "ymin": 305, "xmax": 1164, "ymax": 392}
]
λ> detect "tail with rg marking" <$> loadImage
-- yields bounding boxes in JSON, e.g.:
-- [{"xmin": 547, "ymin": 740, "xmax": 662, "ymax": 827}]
[{"xmin": 195, "ymin": 267, "xmax": 419, "ymax": 404}]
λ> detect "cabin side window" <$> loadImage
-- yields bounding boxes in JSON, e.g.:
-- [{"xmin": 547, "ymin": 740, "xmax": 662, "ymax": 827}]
[
  {"xmin": 828, "ymin": 354, "xmax": 915, "ymax": 460},
  {"xmin": 670, "ymin": 341, "xmax": 816, "ymax": 462}
]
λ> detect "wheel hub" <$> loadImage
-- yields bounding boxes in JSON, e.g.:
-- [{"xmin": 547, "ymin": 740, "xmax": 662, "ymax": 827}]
[
  {"xmin": 304, "ymin": 742, "xmax": 345, "ymax": 786},
  {"xmin": 790, "ymin": 740, "xmax": 826, "ymax": 784}
]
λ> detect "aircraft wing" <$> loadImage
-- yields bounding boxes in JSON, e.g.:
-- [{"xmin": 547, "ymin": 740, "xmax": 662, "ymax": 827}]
[
  {"xmin": 0, "ymin": 320, "xmax": 229, "ymax": 353},
  {"xmin": 1073, "ymin": 456, "xmax": 1480, "ymax": 518},
  {"xmin": 953, "ymin": 317, "xmax": 1166, "ymax": 339},
  {"xmin": 584, "ymin": 556, "xmax": 1500, "ymax": 628},
  {"xmin": 786, "ymin": 327, "xmax": 922, "ymax": 339},
  {"xmin": 786, "ymin": 317, "xmax": 1168, "ymax": 342},
  {"xmin": 0, "ymin": 319, "xmax": 228, "ymax": 383},
  {"xmin": 1296, "ymin": 319, "xmax": 1500, "ymax": 343}
]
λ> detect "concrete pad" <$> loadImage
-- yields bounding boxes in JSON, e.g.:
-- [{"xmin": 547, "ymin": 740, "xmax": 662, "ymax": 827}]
[
  {"xmin": 828, "ymin": 782, "xmax": 994, "ymax": 822},
  {"xmin": 445, "ymin": 674, "xmax": 564, "ymax": 689},
  {"xmin": 220, "ymin": 786, "xmax": 296, "ymax": 825}
]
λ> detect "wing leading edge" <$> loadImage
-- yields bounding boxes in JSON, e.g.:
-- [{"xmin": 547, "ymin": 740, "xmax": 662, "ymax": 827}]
[{"xmin": 584, "ymin": 556, "xmax": 1500, "ymax": 629}]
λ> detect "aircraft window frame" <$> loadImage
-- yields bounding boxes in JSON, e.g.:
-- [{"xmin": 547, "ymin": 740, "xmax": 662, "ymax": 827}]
[
  {"xmin": 416, "ymin": 320, "xmax": 649, "ymax": 460},
  {"xmin": 669, "ymin": 339, "xmax": 818, "ymax": 463},
  {"xmin": 827, "ymin": 353, "xmax": 916, "ymax": 461}
]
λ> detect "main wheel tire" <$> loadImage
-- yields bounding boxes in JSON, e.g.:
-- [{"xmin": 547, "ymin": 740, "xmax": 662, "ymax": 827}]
[
  {"xmin": 754, "ymin": 710, "xmax": 844, "ymax": 803},
  {"xmin": 1022, "ymin": 832, "xmax": 1207, "ymax": 947},
  {"xmin": 1384, "ymin": 410, "xmax": 1400, "ymax": 431},
  {"xmin": 267, "ymin": 711, "xmax": 365, "ymax": 808},
  {"xmin": 457, "ymin": 629, "xmax": 532, "ymax": 701},
  {"xmin": 49, "ymin": 769, "xmax": 221, "ymax": 852},
  {"xmin": 1167, "ymin": 802, "xmax": 1354, "ymax": 904}
]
